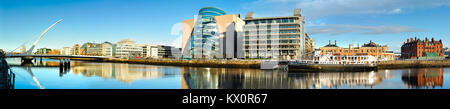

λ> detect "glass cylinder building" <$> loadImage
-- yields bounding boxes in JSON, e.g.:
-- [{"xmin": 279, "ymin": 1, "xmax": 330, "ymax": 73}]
[
  {"xmin": 191, "ymin": 7, "xmax": 226, "ymax": 58},
  {"xmin": 182, "ymin": 7, "xmax": 245, "ymax": 59}
]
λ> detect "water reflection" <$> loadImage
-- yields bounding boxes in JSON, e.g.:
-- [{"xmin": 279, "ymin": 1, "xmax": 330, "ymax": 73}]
[
  {"xmin": 291, "ymin": 71, "xmax": 385, "ymax": 89},
  {"xmin": 182, "ymin": 67, "xmax": 297, "ymax": 89},
  {"xmin": 401, "ymin": 68, "xmax": 444, "ymax": 89},
  {"xmin": 71, "ymin": 62, "xmax": 179, "ymax": 83},
  {"xmin": 5, "ymin": 58, "xmax": 450, "ymax": 89},
  {"xmin": 182, "ymin": 67, "xmax": 448, "ymax": 89},
  {"xmin": 7, "ymin": 58, "xmax": 182, "ymax": 89}
]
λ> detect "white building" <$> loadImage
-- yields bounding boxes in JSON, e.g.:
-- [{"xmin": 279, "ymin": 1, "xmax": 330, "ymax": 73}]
[
  {"xmin": 106, "ymin": 39, "xmax": 143, "ymax": 59},
  {"xmin": 61, "ymin": 47, "xmax": 72, "ymax": 55}
]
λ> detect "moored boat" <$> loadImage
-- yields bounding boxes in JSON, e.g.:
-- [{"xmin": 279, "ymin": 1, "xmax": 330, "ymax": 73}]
[{"xmin": 288, "ymin": 53, "xmax": 379, "ymax": 72}]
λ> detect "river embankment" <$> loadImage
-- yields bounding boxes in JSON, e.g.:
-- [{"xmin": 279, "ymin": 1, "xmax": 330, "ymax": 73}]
[{"xmin": 378, "ymin": 60, "xmax": 450, "ymax": 69}]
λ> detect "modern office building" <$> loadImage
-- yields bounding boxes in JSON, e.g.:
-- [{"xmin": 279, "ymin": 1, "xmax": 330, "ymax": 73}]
[
  {"xmin": 401, "ymin": 37, "xmax": 444, "ymax": 59},
  {"xmin": 36, "ymin": 48, "xmax": 52, "ymax": 54},
  {"xmin": 243, "ymin": 9, "xmax": 314, "ymax": 60},
  {"xmin": 319, "ymin": 40, "xmax": 395, "ymax": 60},
  {"xmin": 182, "ymin": 7, "xmax": 245, "ymax": 59},
  {"xmin": 72, "ymin": 44, "xmax": 81, "ymax": 55},
  {"xmin": 106, "ymin": 39, "xmax": 143, "ymax": 59},
  {"xmin": 153, "ymin": 45, "xmax": 176, "ymax": 59},
  {"xmin": 61, "ymin": 47, "xmax": 72, "ymax": 55},
  {"xmin": 85, "ymin": 42, "xmax": 113, "ymax": 56},
  {"xmin": 139, "ymin": 44, "xmax": 154, "ymax": 58},
  {"xmin": 48, "ymin": 49, "xmax": 61, "ymax": 55},
  {"xmin": 138, "ymin": 44, "xmax": 177, "ymax": 59}
]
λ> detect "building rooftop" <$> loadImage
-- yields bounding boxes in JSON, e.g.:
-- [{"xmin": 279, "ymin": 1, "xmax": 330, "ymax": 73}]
[
  {"xmin": 324, "ymin": 40, "xmax": 339, "ymax": 47},
  {"xmin": 362, "ymin": 40, "xmax": 380, "ymax": 47},
  {"xmin": 244, "ymin": 8, "xmax": 303, "ymax": 20}
]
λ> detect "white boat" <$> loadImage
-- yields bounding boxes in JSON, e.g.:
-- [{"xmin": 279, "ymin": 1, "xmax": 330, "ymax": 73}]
[{"xmin": 288, "ymin": 52, "xmax": 379, "ymax": 72}]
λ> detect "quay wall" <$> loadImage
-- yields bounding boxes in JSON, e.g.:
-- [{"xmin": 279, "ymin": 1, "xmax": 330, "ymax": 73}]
[
  {"xmin": 378, "ymin": 60, "xmax": 450, "ymax": 69},
  {"xmin": 50, "ymin": 57, "xmax": 450, "ymax": 70}
]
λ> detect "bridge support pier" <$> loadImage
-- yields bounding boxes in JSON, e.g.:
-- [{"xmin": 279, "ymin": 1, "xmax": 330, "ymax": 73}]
[
  {"xmin": 21, "ymin": 56, "xmax": 34, "ymax": 64},
  {"xmin": 59, "ymin": 59, "xmax": 71, "ymax": 77}
]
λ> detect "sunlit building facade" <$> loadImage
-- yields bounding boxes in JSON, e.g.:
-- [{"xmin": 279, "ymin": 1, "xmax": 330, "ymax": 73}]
[
  {"xmin": 72, "ymin": 44, "xmax": 81, "ymax": 55},
  {"xmin": 319, "ymin": 40, "xmax": 395, "ymax": 60},
  {"xmin": 106, "ymin": 39, "xmax": 143, "ymax": 59},
  {"xmin": 182, "ymin": 7, "xmax": 245, "ymax": 59},
  {"xmin": 401, "ymin": 37, "xmax": 444, "ymax": 59},
  {"xmin": 36, "ymin": 48, "xmax": 52, "ymax": 54},
  {"xmin": 243, "ymin": 9, "xmax": 314, "ymax": 60}
]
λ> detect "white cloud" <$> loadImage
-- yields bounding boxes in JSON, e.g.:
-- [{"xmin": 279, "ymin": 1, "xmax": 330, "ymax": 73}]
[{"xmin": 308, "ymin": 24, "xmax": 426, "ymax": 35}]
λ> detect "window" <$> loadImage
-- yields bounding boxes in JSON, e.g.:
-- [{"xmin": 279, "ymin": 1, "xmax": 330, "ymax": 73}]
[
  {"xmin": 282, "ymin": 19, "xmax": 289, "ymax": 23},
  {"xmin": 261, "ymin": 20, "xmax": 266, "ymax": 24}
]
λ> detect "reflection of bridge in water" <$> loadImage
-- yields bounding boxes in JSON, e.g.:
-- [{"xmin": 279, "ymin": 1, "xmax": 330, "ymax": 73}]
[
  {"xmin": 69, "ymin": 62, "xmax": 179, "ymax": 83},
  {"xmin": 182, "ymin": 67, "xmax": 390, "ymax": 89}
]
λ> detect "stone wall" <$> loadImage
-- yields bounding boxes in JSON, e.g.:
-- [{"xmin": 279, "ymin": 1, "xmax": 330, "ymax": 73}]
[{"xmin": 378, "ymin": 60, "xmax": 450, "ymax": 69}]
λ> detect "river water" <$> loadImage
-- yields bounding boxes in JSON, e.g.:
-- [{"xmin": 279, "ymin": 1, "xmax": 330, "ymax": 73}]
[{"xmin": 5, "ymin": 58, "xmax": 450, "ymax": 89}]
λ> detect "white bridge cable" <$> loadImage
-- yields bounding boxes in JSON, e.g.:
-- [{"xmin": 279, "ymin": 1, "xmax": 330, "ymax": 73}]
[{"xmin": 25, "ymin": 19, "xmax": 63, "ymax": 54}]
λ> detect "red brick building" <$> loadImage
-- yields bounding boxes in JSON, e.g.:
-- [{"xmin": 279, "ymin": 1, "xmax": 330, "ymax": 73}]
[{"xmin": 401, "ymin": 37, "xmax": 443, "ymax": 59}]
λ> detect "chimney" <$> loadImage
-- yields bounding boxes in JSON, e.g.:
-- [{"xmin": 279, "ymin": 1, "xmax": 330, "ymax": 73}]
[
  {"xmin": 335, "ymin": 40, "xmax": 337, "ymax": 45},
  {"xmin": 329, "ymin": 40, "xmax": 331, "ymax": 45}
]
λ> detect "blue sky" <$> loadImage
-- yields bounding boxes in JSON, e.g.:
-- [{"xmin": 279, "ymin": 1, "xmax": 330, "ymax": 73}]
[{"xmin": 1, "ymin": 0, "xmax": 449, "ymax": 52}]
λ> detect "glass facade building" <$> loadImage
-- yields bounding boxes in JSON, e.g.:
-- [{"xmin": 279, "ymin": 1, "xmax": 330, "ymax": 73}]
[
  {"xmin": 243, "ymin": 9, "xmax": 314, "ymax": 60},
  {"xmin": 182, "ymin": 7, "xmax": 245, "ymax": 59},
  {"xmin": 191, "ymin": 7, "xmax": 227, "ymax": 58}
]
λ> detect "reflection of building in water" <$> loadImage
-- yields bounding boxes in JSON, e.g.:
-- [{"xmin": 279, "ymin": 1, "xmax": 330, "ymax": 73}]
[
  {"xmin": 71, "ymin": 63, "xmax": 174, "ymax": 83},
  {"xmin": 293, "ymin": 71, "xmax": 384, "ymax": 89},
  {"xmin": 182, "ymin": 67, "xmax": 387, "ymax": 89},
  {"xmin": 401, "ymin": 68, "xmax": 444, "ymax": 89},
  {"xmin": 182, "ymin": 67, "xmax": 299, "ymax": 89}
]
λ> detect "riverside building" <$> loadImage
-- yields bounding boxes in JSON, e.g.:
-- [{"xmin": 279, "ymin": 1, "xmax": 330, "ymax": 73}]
[
  {"xmin": 401, "ymin": 37, "xmax": 444, "ymax": 59},
  {"xmin": 36, "ymin": 48, "xmax": 52, "ymax": 54},
  {"xmin": 106, "ymin": 39, "xmax": 143, "ymax": 59},
  {"xmin": 72, "ymin": 44, "xmax": 81, "ymax": 55},
  {"xmin": 319, "ymin": 40, "xmax": 395, "ymax": 60},
  {"xmin": 84, "ymin": 42, "xmax": 113, "ymax": 56},
  {"xmin": 243, "ymin": 9, "xmax": 314, "ymax": 60},
  {"xmin": 182, "ymin": 7, "xmax": 245, "ymax": 59},
  {"xmin": 61, "ymin": 47, "xmax": 72, "ymax": 55},
  {"xmin": 139, "ymin": 44, "xmax": 177, "ymax": 59}
]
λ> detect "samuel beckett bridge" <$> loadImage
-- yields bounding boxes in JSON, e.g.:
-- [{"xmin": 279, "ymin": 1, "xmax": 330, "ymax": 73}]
[{"xmin": 4, "ymin": 19, "xmax": 108, "ymax": 64}]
